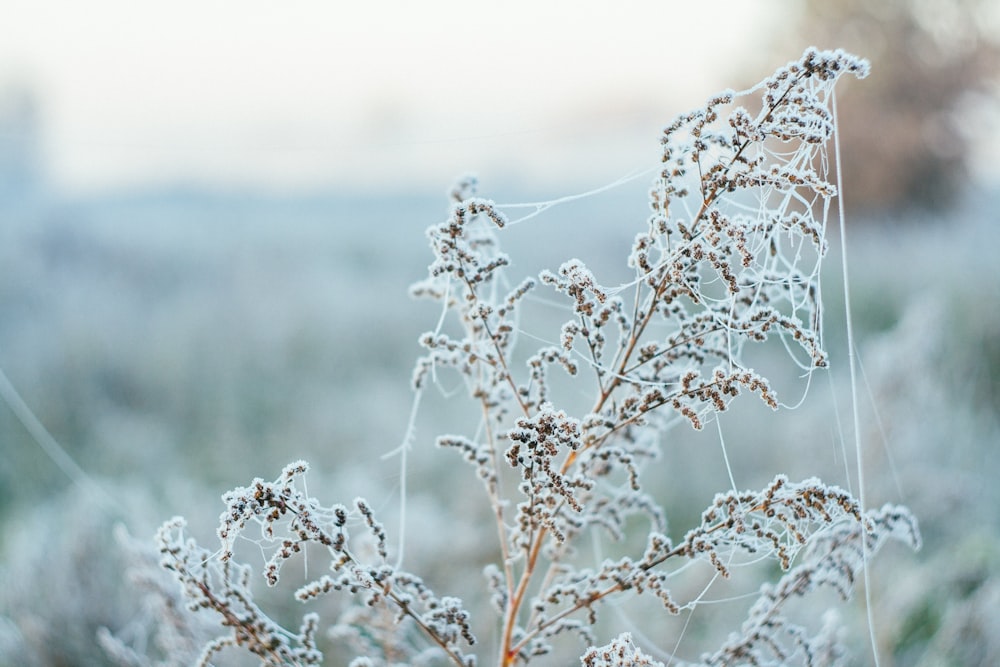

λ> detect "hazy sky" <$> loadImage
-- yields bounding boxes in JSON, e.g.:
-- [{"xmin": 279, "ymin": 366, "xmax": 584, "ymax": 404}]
[{"xmin": 2, "ymin": 1, "xmax": 797, "ymax": 194}]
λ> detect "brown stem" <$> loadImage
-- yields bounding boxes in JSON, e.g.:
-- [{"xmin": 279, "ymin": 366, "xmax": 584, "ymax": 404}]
[{"xmin": 498, "ymin": 71, "xmax": 811, "ymax": 665}]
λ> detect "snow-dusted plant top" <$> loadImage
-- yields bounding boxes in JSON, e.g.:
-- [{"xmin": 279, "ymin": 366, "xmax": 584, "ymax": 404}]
[{"xmin": 138, "ymin": 49, "xmax": 919, "ymax": 667}]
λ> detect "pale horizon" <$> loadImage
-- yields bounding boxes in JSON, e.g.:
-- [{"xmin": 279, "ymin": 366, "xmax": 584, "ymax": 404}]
[{"xmin": 2, "ymin": 1, "xmax": 785, "ymax": 195}]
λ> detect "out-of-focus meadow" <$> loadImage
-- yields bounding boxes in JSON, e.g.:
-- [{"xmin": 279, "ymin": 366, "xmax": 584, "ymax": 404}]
[{"xmin": 2, "ymin": 1, "xmax": 999, "ymax": 665}]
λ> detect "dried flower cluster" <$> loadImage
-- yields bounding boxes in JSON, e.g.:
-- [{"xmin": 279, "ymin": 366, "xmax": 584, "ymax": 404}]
[
  {"xmin": 158, "ymin": 512, "xmax": 324, "ymax": 667},
  {"xmin": 158, "ymin": 461, "xmax": 480, "ymax": 667},
  {"xmin": 128, "ymin": 49, "xmax": 918, "ymax": 667}
]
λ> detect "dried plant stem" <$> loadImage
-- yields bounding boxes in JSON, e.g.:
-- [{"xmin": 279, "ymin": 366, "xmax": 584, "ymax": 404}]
[{"xmin": 140, "ymin": 49, "xmax": 919, "ymax": 667}]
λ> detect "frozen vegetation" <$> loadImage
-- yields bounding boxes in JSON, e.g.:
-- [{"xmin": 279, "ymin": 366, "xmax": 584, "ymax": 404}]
[{"xmin": 0, "ymin": 49, "xmax": 998, "ymax": 665}]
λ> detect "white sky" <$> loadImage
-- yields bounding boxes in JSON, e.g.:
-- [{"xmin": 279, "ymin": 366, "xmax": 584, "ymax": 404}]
[{"xmin": 1, "ymin": 1, "xmax": 796, "ymax": 194}]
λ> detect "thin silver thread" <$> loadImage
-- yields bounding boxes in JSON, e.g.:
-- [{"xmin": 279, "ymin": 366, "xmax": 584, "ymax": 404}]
[{"xmin": 832, "ymin": 88, "xmax": 881, "ymax": 667}]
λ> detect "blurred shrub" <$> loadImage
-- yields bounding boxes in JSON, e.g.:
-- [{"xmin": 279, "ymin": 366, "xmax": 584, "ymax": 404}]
[{"xmin": 778, "ymin": 0, "xmax": 1000, "ymax": 214}]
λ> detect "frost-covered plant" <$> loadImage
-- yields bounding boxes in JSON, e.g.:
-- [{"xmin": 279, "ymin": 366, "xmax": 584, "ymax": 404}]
[{"xmin": 138, "ymin": 49, "xmax": 919, "ymax": 667}]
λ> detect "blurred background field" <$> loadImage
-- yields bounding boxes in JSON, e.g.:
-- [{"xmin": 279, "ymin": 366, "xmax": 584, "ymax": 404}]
[{"xmin": 2, "ymin": 1, "xmax": 999, "ymax": 665}]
